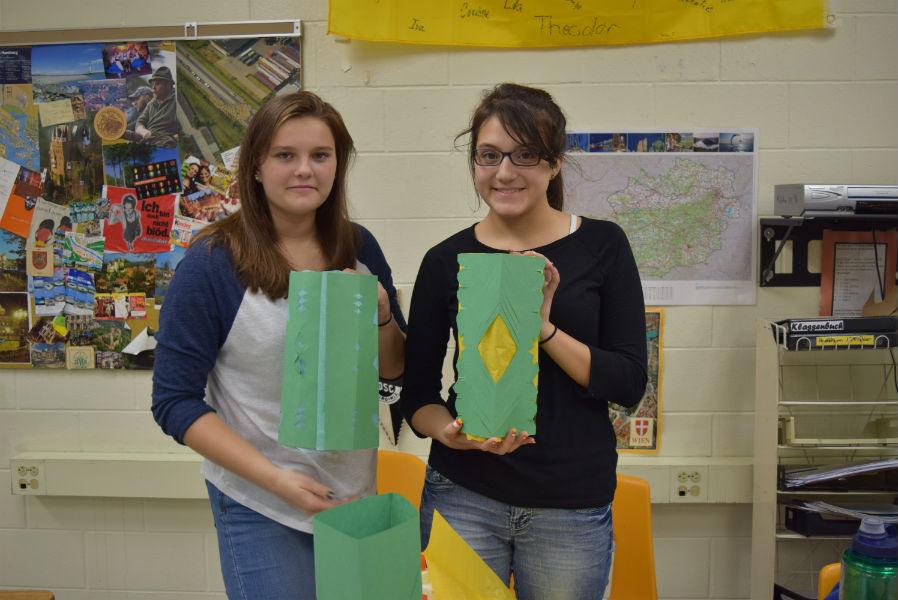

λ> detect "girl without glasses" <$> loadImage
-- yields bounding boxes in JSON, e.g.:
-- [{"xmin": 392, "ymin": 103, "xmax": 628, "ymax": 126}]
[
  {"xmin": 400, "ymin": 83, "xmax": 646, "ymax": 600},
  {"xmin": 152, "ymin": 91, "xmax": 405, "ymax": 600}
]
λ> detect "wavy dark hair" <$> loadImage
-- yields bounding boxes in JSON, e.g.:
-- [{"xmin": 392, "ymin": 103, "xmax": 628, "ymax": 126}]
[
  {"xmin": 194, "ymin": 91, "xmax": 358, "ymax": 300},
  {"xmin": 456, "ymin": 83, "xmax": 568, "ymax": 210}
]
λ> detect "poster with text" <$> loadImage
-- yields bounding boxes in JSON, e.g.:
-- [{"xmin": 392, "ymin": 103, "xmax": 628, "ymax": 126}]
[{"xmin": 102, "ymin": 185, "xmax": 174, "ymax": 253}]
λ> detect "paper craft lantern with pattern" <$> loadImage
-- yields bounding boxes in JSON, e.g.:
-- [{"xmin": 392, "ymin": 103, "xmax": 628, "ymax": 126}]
[
  {"xmin": 279, "ymin": 270, "xmax": 380, "ymax": 451},
  {"xmin": 314, "ymin": 493, "xmax": 422, "ymax": 600},
  {"xmin": 453, "ymin": 253, "xmax": 544, "ymax": 440}
]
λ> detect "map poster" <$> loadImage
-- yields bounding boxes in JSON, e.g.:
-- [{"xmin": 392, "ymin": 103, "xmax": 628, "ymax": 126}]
[
  {"xmin": 564, "ymin": 129, "xmax": 757, "ymax": 305},
  {"xmin": 611, "ymin": 308, "xmax": 663, "ymax": 454},
  {"xmin": 0, "ymin": 83, "xmax": 39, "ymax": 171}
]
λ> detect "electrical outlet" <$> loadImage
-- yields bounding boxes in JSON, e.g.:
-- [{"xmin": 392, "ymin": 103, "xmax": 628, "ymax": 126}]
[
  {"xmin": 669, "ymin": 466, "xmax": 708, "ymax": 503},
  {"xmin": 10, "ymin": 459, "xmax": 45, "ymax": 495}
]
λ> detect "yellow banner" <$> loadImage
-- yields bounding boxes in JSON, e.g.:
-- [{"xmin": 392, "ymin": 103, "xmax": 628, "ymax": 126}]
[{"xmin": 328, "ymin": 0, "xmax": 828, "ymax": 48}]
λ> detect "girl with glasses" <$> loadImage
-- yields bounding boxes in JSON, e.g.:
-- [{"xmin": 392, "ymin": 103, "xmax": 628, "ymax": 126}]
[{"xmin": 400, "ymin": 83, "xmax": 647, "ymax": 599}]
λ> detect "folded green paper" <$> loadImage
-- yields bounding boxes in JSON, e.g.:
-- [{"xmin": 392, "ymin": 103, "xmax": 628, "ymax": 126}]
[
  {"xmin": 279, "ymin": 270, "xmax": 380, "ymax": 451},
  {"xmin": 454, "ymin": 253, "xmax": 544, "ymax": 440},
  {"xmin": 314, "ymin": 493, "xmax": 422, "ymax": 600}
]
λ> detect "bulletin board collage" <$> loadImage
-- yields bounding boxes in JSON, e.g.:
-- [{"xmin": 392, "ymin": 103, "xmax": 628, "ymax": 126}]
[{"xmin": 0, "ymin": 35, "xmax": 301, "ymax": 370}]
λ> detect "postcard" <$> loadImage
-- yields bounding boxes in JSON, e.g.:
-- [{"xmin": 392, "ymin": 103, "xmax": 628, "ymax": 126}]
[
  {"xmin": 38, "ymin": 98, "xmax": 75, "ymax": 126},
  {"xmin": 154, "ymin": 245, "xmax": 186, "ymax": 306},
  {"xmin": 26, "ymin": 198, "xmax": 68, "ymax": 248},
  {"xmin": 94, "ymin": 292, "xmax": 146, "ymax": 320},
  {"xmin": 61, "ymin": 232, "xmax": 104, "ymax": 271},
  {"xmin": 70, "ymin": 94, "xmax": 87, "ymax": 120},
  {"xmin": 0, "ymin": 194, "xmax": 34, "ymax": 239},
  {"xmin": 31, "ymin": 341, "xmax": 65, "ymax": 368},
  {"xmin": 66, "ymin": 345, "xmax": 95, "ymax": 369},
  {"xmin": 0, "ymin": 159, "xmax": 26, "ymax": 237},
  {"xmin": 0, "ymin": 291, "xmax": 30, "ymax": 363},
  {"xmin": 104, "ymin": 143, "xmax": 177, "ymax": 189},
  {"xmin": 38, "ymin": 118, "xmax": 104, "ymax": 204},
  {"xmin": 13, "ymin": 166, "xmax": 43, "ymax": 199},
  {"xmin": 31, "ymin": 43, "xmax": 105, "ymax": 85},
  {"xmin": 179, "ymin": 188, "xmax": 227, "ymax": 223},
  {"xmin": 32, "ymin": 268, "xmax": 65, "ymax": 316},
  {"xmin": 96, "ymin": 350, "xmax": 125, "ymax": 369},
  {"xmin": 64, "ymin": 267, "xmax": 96, "ymax": 316},
  {"xmin": 26, "ymin": 317, "xmax": 66, "ymax": 344},
  {"xmin": 220, "ymin": 146, "xmax": 240, "ymax": 171},
  {"xmin": 0, "ymin": 48, "xmax": 31, "ymax": 84},
  {"xmin": 0, "ymin": 157, "xmax": 19, "ymax": 204},
  {"xmin": 94, "ymin": 252, "xmax": 155, "ymax": 297},
  {"xmin": 65, "ymin": 313, "xmax": 97, "ymax": 346},
  {"xmin": 102, "ymin": 186, "xmax": 175, "ymax": 253},
  {"xmin": 75, "ymin": 78, "xmax": 126, "ymax": 114},
  {"xmin": 102, "ymin": 42, "xmax": 152, "ymax": 79},
  {"xmin": 169, "ymin": 216, "xmax": 206, "ymax": 248},
  {"xmin": 68, "ymin": 200, "xmax": 98, "ymax": 226},
  {"xmin": 26, "ymin": 244, "xmax": 54, "ymax": 277},
  {"xmin": 132, "ymin": 159, "xmax": 181, "ymax": 199},
  {"xmin": 93, "ymin": 318, "xmax": 131, "ymax": 350},
  {"xmin": 0, "ymin": 230, "xmax": 27, "ymax": 292}
]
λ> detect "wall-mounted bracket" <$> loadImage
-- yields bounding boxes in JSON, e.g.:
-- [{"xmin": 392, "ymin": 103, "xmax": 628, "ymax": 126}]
[{"xmin": 759, "ymin": 215, "xmax": 898, "ymax": 287}]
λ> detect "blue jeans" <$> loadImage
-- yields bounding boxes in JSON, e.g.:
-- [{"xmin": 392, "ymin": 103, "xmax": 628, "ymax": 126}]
[
  {"xmin": 207, "ymin": 481, "xmax": 316, "ymax": 600},
  {"xmin": 420, "ymin": 466, "xmax": 613, "ymax": 600}
]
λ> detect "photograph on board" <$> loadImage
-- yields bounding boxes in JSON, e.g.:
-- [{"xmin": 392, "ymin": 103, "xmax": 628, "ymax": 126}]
[{"xmin": 176, "ymin": 36, "xmax": 300, "ymax": 167}]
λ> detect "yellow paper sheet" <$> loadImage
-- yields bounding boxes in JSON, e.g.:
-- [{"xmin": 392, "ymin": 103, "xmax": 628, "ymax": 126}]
[
  {"xmin": 329, "ymin": 0, "xmax": 828, "ymax": 48},
  {"xmin": 423, "ymin": 511, "xmax": 516, "ymax": 600},
  {"xmin": 38, "ymin": 99, "xmax": 75, "ymax": 126}
]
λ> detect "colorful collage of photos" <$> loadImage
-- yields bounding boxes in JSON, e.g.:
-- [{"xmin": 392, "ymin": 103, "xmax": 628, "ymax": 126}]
[
  {"xmin": 566, "ymin": 131, "xmax": 755, "ymax": 154},
  {"xmin": 0, "ymin": 36, "xmax": 301, "ymax": 369}
]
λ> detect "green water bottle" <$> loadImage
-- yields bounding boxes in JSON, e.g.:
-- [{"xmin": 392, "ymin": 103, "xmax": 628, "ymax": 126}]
[{"xmin": 839, "ymin": 517, "xmax": 898, "ymax": 599}]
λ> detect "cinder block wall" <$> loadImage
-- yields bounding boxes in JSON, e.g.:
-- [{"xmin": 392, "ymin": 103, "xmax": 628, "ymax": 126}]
[{"xmin": 1, "ymin": 1, "xmax": 896, "ymax": 598}]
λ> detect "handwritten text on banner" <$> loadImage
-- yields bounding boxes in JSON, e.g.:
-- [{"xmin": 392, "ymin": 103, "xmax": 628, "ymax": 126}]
[{"xmin": 328, "ymin": 0, "xmax": 828, "ymax": 48}]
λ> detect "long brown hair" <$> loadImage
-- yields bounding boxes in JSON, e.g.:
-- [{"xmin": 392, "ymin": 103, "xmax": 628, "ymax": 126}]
[
  {"xmin": 194, "ymin": 91, "xmax": 359, "ymax": 299},
  {"xmin": 457, "ymin": 83, "xmax": 568, "ymax": 210}
]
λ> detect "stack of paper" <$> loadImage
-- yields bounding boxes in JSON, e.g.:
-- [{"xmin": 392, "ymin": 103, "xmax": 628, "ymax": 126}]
[{"xmin": 783, "ymin": 457, "xmax": 898, "ymax": 488}]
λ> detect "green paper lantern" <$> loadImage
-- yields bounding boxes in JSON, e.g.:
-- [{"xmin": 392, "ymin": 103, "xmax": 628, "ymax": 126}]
[
  {"xmin": 454, "ymin": 253, "xmax": 544, "ymax": 440},
  {"xmin": 279, "ymin": 270, "xmax": 380, "ymax": 451},
  {"xmin": 314, "ymin": 493, "xmax": 422, "ymax": 600}
]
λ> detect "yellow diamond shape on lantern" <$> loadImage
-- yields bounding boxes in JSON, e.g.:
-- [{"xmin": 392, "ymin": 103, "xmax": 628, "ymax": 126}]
[{"xmin": 478, "ymin": 314, "xmax": 517, "ymax": 384}]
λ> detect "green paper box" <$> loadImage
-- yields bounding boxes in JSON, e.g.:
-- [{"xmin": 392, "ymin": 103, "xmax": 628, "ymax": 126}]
[
  {"xmin": 454, "ymin": 253, "xmax": 544, "ymax": 440},
  {"xmin": 279, "ymin": 270, "xmax": 380, "ymax": 451},
  {"xmin": 314, "ymin": 493, "xmax": 422, "ymax": 600}
]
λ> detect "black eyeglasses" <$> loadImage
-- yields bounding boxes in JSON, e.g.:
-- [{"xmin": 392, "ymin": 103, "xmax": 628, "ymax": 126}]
[{"xmin": 473, "ymin": 147, "xmax": 542, "ymax": 167}]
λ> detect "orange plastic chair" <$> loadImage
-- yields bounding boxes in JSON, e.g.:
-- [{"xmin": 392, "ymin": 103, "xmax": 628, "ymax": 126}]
[
  {"xmin": 817, "ymin": 562, "xmax": 841, "ymax": 600},
  {"xmin": 376, "ymin": 449, "xmax": 426, "ymax": 510},
  {"xmin": 608, "ymin": 474, "xmax": 658, "ymax": 600}
]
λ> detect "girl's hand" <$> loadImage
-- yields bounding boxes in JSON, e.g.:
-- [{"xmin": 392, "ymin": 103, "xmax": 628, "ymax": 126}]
[
  {"xmin": 375, "ymin": 282, "xmax": 391, "ymax": 325},
  {"xmin": 343, "ymin": 268, "xmax": 391, "ymax": 325},
  {"xmin": 437, "ymin": 418, "xmax": 535, "ymax": 456},
  {"xmin": 518, "ymin": 250, "xmax": 560, "ymax": 336},
  {"xmin": 272, "ymin": 468, "xmax": 344, "ymax": 515}
]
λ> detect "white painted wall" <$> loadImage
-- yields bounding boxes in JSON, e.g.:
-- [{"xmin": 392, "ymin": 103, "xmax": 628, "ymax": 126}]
[{"xmin": 1, "ymin": 1, "xmax": 897, "ymax": 598}]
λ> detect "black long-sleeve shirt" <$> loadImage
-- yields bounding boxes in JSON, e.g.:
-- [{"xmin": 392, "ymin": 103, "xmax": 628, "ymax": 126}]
[{"xmin": 400, "ymin": 218, "xmax": 647, "ymax": 508}]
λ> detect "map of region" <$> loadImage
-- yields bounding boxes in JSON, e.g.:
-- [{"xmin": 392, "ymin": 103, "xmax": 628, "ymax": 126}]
[
  {"xmin": 565, "ymin": 154, "xmax": 754, "ymax": 283},
  {"xmin": 0, "ymin": 84, "xmax": 39, "ymax": 171}
]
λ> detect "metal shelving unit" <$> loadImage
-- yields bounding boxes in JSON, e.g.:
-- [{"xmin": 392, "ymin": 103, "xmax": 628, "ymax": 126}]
[{"xmin": 751, "ymin": 319, "xmax": 898, "ymax": 599}]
